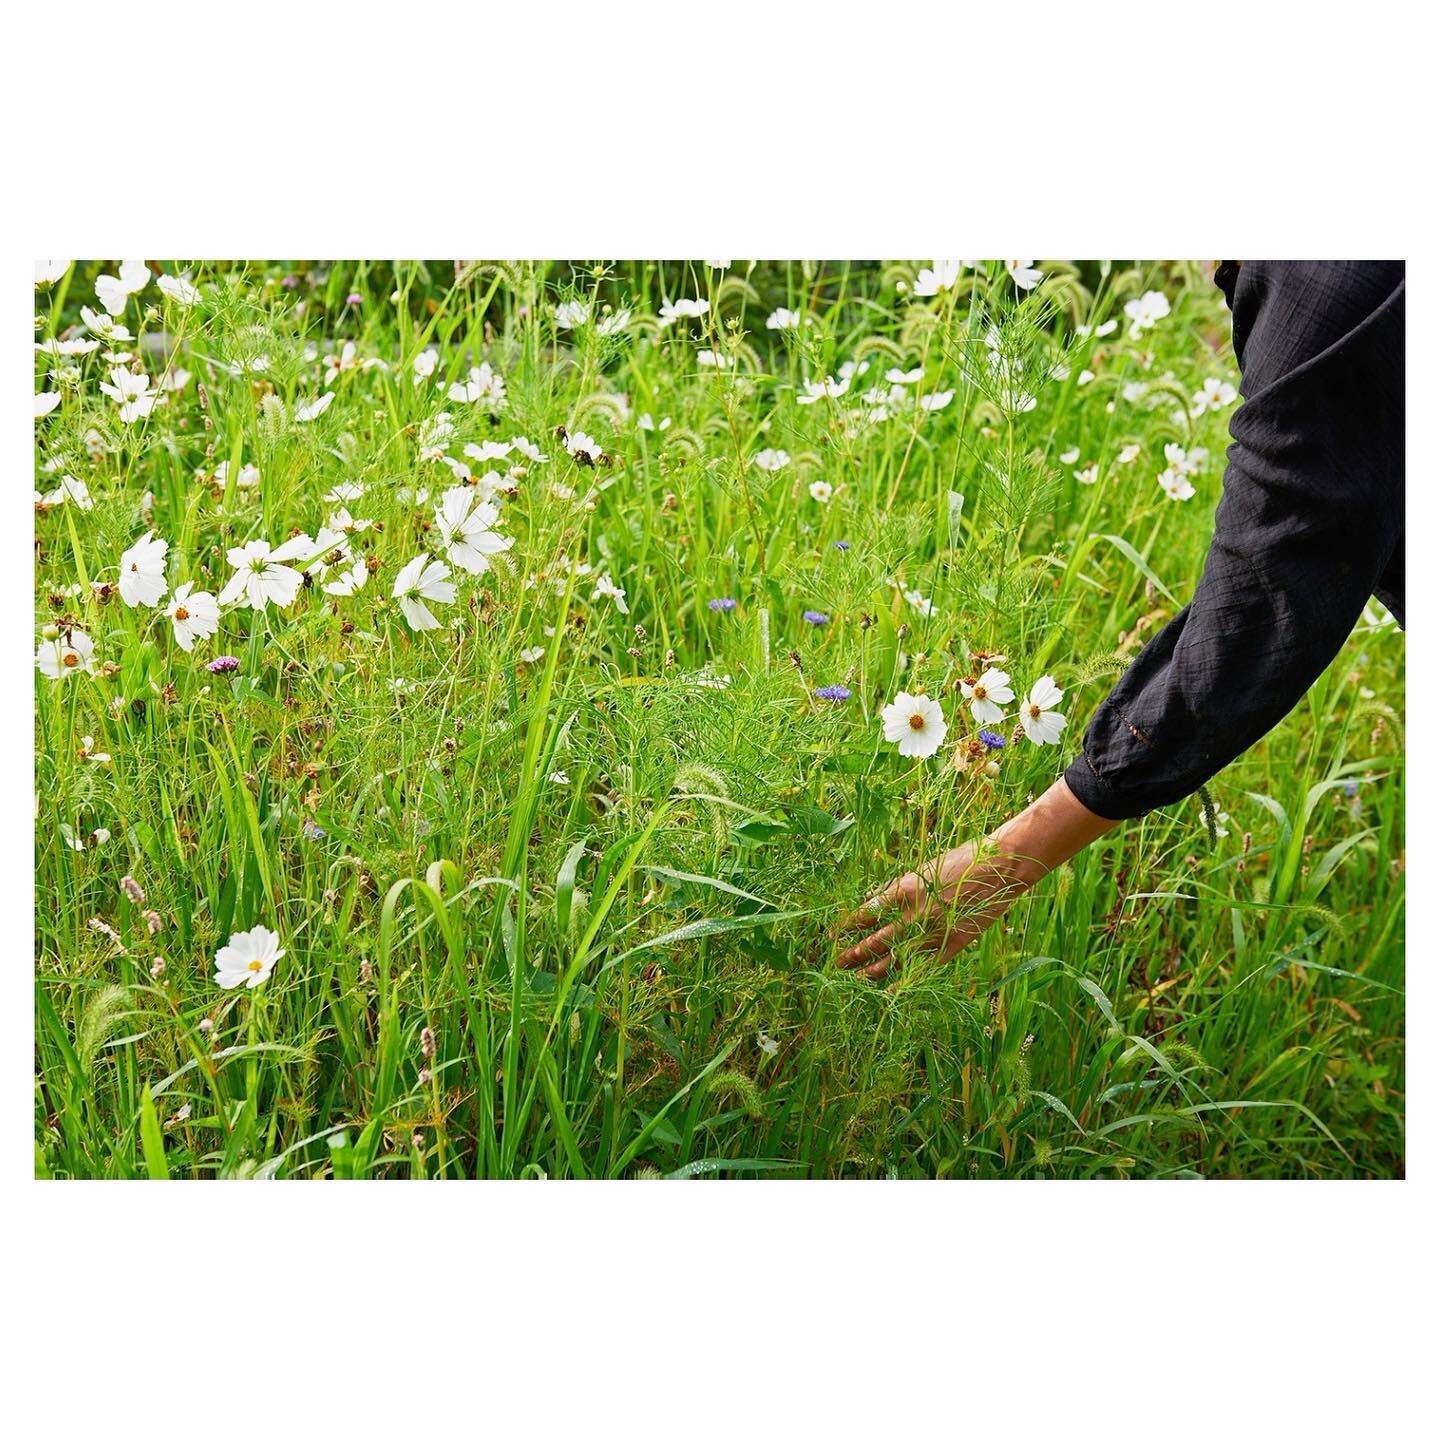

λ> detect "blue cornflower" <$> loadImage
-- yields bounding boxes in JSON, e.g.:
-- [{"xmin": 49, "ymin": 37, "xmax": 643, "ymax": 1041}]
[
  {"xmin": 1341, "ymin": 780, "xmax": 1360, "ymax": 798},
  {"xmin": 708, "ymin": 596, "xmax": 737, "ymax": 612},
  {"xmin": 814, "ymin": 685, "xmax": 852, "ymax": 702},
  {"xmin": 833, "ymin": 540, "xmax": 850, "ymax": 551},
  {"xmin": 302, "ymin": 820, "xmax": 328, "ymax": 841},
  {"xmin": 978, "ymin": 729, "xmax": 1006, "ymax": 750},
  {"xmin": 803, "ymin": 610, "xmax": 830, "ymax": 626}
]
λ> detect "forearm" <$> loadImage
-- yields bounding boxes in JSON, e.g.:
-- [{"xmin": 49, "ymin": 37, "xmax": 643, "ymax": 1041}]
[{"xmin": 987, "ymin": 777, "xmax": 1120, "ymax": 886}]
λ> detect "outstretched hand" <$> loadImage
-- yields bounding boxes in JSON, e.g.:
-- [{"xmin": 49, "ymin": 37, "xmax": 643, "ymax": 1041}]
[
  {"xmin": 834, "ymin": 841, "xmax": 1031, "ymax": 979},
  {"xmin": 834, "ymin": 778, "xmax": 1123, "ymax": 980}
]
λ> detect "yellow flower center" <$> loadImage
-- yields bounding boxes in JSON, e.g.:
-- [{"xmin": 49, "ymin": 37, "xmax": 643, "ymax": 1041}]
[
  {"xmin": 908, "ymin": 713, "xmax": 926, "ymax": 731},
  {"xmin": 62, "ymin": 652, "xmax": 78, "ymax": 667},
  {"xmin": 174, "ymin": 605, "xmax": 189, "ymax": 621},
  {"xmin": 972, "ymin": 683, "xmax": 987, "ymax": 700},
  {"xmin": 247, "ymin": 959, "xmax": 263, "ymax": 972}
]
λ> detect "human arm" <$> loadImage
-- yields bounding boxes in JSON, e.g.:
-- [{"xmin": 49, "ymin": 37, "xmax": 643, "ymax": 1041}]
[{"xmin": 835, "ymin": 776, "xmax": 1119, "ymax": 978}]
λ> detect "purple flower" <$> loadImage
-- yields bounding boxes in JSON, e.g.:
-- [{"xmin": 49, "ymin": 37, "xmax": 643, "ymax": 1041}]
[
  {"xmin": 708, "ymin": 597, "xmax": 737, "ymax": 612},
  {"xmin": 833, "ymin": 540, "xmax": 850, "ymax": 551},
  {"xmin": 345, "ymin": 292, "xmax": 362, "ymax": 306},
  {"xmin": 302, "ymin": 820, "xmax": 328, "ymax": 840},
  {"xmin": 206, "ymin": 655, "xmax": 241, "ymax": 674},
  {"xmin": 978, "ymin": 729, "xmax": 1006, "ymax": 750},
  {"xmin": 814, "ymin": 684, "xmax": 852, "ymax": 702},
  {"xmin": 803, "ymin": 610, "xmax": 830, "ymax": 626},
  {"xmin": 1341, "ymin": 780, "xmax": 1360, "ymax": 798},
  {"xmin": 280, "ymin": 274, "xmax": 299, "ymax": 290}
]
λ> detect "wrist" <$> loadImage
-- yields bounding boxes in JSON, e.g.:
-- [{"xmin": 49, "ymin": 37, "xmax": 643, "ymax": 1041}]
[{"xmin": 988, "ymin": 777, "xmax": 1120, "ymax": 883}]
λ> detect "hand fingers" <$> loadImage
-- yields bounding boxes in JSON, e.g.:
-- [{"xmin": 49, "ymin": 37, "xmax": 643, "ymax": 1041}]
[
  {"xmin": 837, "ymin": 875, "xmax": 922, "ymax": 935},
  {"xmin": 835, "ymin": 921, "xmax": 903, "ymax": 969},
  {"xmin": 837, "ymin": 887, "xmax": 898, "ymax": 936},
  {"xmin": 861, "ymin": 951, "xmax": 898, "ymax": 980}
]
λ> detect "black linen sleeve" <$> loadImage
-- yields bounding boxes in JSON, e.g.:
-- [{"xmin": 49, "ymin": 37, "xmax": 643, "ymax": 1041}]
[{"xmin": 1063, "ymin": 262, "xmax": 1405, "ymax": 822}]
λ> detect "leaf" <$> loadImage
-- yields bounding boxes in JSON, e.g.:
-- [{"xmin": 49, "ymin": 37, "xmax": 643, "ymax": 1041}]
[
  {"xmin": 638, "ymin": 864, "xmax": 769, "ymax": 906},
  {"xmin": 610, "ymin": 908, "xmax": 818, "ymax": 965},
  {"xmin": 783, "ymin": 803, "xmax": 855, "ymax": 838},
  {"xmin": 139, "ymin": 1088, "xmax": 169, "ymax": 1180},
  {"xmin": 1093, "ymin": 532, "xmax": 1180, "ymax": 607},
  {"xmin": 664, "ymin": 1158, "xmax": 802, "ymax": 1179},
  {"xmin": 554, "ymin": 838, "xmax": 588, "ymax": 933},
  {"xmin": 946, "ymin": 490, "xmax": 966, "ymax": 548}
]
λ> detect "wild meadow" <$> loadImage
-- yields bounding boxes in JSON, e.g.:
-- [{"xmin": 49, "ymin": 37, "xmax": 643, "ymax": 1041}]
[{"xmin": 32, "ymin": 259, "xmax": 1404, "ymax": 1179}]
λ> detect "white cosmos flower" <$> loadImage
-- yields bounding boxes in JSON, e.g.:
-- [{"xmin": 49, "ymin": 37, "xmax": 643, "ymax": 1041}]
[
  {"xmin": 594, "ymin": 309, "xmax": 632, "ymax": 336},
  {"xmin": 1059, "ymin": 447, "xmax": 1081, "ymax": 465},
  {"xmin": 696, "ymin": 349, "xmax": 730, "ymax": 368},
  {"xmin": 658, "ymin": 297, "xmax": 709, "ymax": 324},
  {"xmin": 324, "ymin": 553, "xmax": 369, "ymax": 597},
  {"xmin": 464, "ymin": 439, "xmax": 513, "ymax": 464},
  {"xmin": 1020, "ymin": 675, "xmax": 1066, "ymax": 745},
  {"xmin": 156, "ymin": 273, "xmax": 200, "ymax": 306},
  {"xmin": 512, "ymin": 435, "xmax": 548, "ymax": 462},
  {"xmin": 80, "ymin": 305, "xmax": 132, "ymax": 341},
  {"xmin": 1075, "ymin": 463, "xmax": 1099, "ymax": 485},
  {"xmin": 1123, "ymin": 289, "xmax": 1171, "ymax": 337},
  {"xmin": 903, "ymin": 588, "xmax": 936, "ymax": 618},
  {"xmin": 1118, "ymin": 443, "xmax": 1141, "ymax": 464},
  {"xmin": 809, "ymin": 479, "xmax": 833, "ymax": 503},
  {"xmin": 518, "ymin": 645, "xmax": 546, "ymax": 664},
  {"xmin": 295, "ymin": 392, "xmax": 334, "ymax": 422},
  {"xmin": 211, "ymin": 459, "xmax": 259, "ymax": 490},
  {"xmin": 393, "ymin": 554, "xmax": 455, "ymax": 630},
  {"xmin": 35, "ymin": 259, "xmax": 71, "ymax": 288},
  {"xmin": 448, "ymin": 362, "xmax": 506, "ymax": 407},
  {"xmin": 566, "ymin": 431, "xmax": 602, "ymax": 461},
  {"xmin": 166, "ymin": 581, "xmax": 220, "ymax": 651},
  {"xmin": 37, "ymin": 474, "xmax": 93, "ymax": 511},
  {"xmin": 554, "ymin": 299, "xmax": 590, "ymax": 328},
  {"xmin": 591, "ymin": 573, "xmax": 629, "ymax": 614},
  {"xmin": 162, "ymin": 366, "xmax": 191, "ymax": 393},
  {"xmin": 214, "ymin": 924, "xmax": 284, "ymax": 990},
  {"xmin": 435, "ymin": 486, "xmax": 513, "ymax": 574},
  {"xmin": 118, "ymin": 532, "xmax": 169, "ymax": 607},
  {"xmin": 766, "ymin": 307, "xmax": 804, "ymax": 330},
  {"xmin": 886, "ymin": 367, "xmax": 924, "ymax": 385},
  {"xmin": 36, "ymin": 629, "xmax": 95, "ymax": 679},
  {"xmin": 218, "ymin": 537, "xmax": 312, "ymax": 610},
  {"xmin": 95, "ymin": 259, "xmax": 150, "ymax": 316},
  {"xmin": 918, "ymin": 389, "xmax": 954, "ymax": 411},
  {"xmin": 35, "ymin": 391, "xmax": 61, "ymax": 419},
  {"xmin": 36, "ymin": 336, "xmax": 101, "ymax": 357},
  {"xmin": 1163, "ymin": 443, "xmax": 1206, "ymax": 475},
  {"xmin": 753, "ymin": 448, "xmax": 790, "ymax": 472},
  {"xmin": 325, "ymin": 506, "xmax": 372, "ymax": 536},
  {"xmin": 796, "ymin": 375, "xmax": 849, "ymax": 405},
  {"xmin": 98, "ymin": 366, "xmax": 157, "ymax": 423},
  {"xmin": 636, "ymin": 413, "xmax": 671, "ymax": 432},
  {"xmin": 1006, "ymin": 259, "xmax": 1043, "ymax": 290},
  {"xmin": 912, "ymin": 259, "xmax": 963, "ymax": 297},
  {"xmin": 1158, "ymin": 469, "xmax": 1196, "ymax": 501},
  {"xmin": 324, "ymin": 479, "xmax": 365, "ymax": 504},
  {"xmin": 412, "ymin": 348, "xmax": 439, "ymax": 385},
  {"xmin": 1077, "ymin": 369, "xmax": 1096, "ymax": 386},
  {"xmin": 1191, "ymin": 376, "xmax": 1238, "ymax": 415},
  {"xmin": 881, "ymin": 690, "xmax": 948, "ymax": 759},
  {"xmin": 960, "ymin": 666, "xmax": 1014, "ymax": 724}
]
